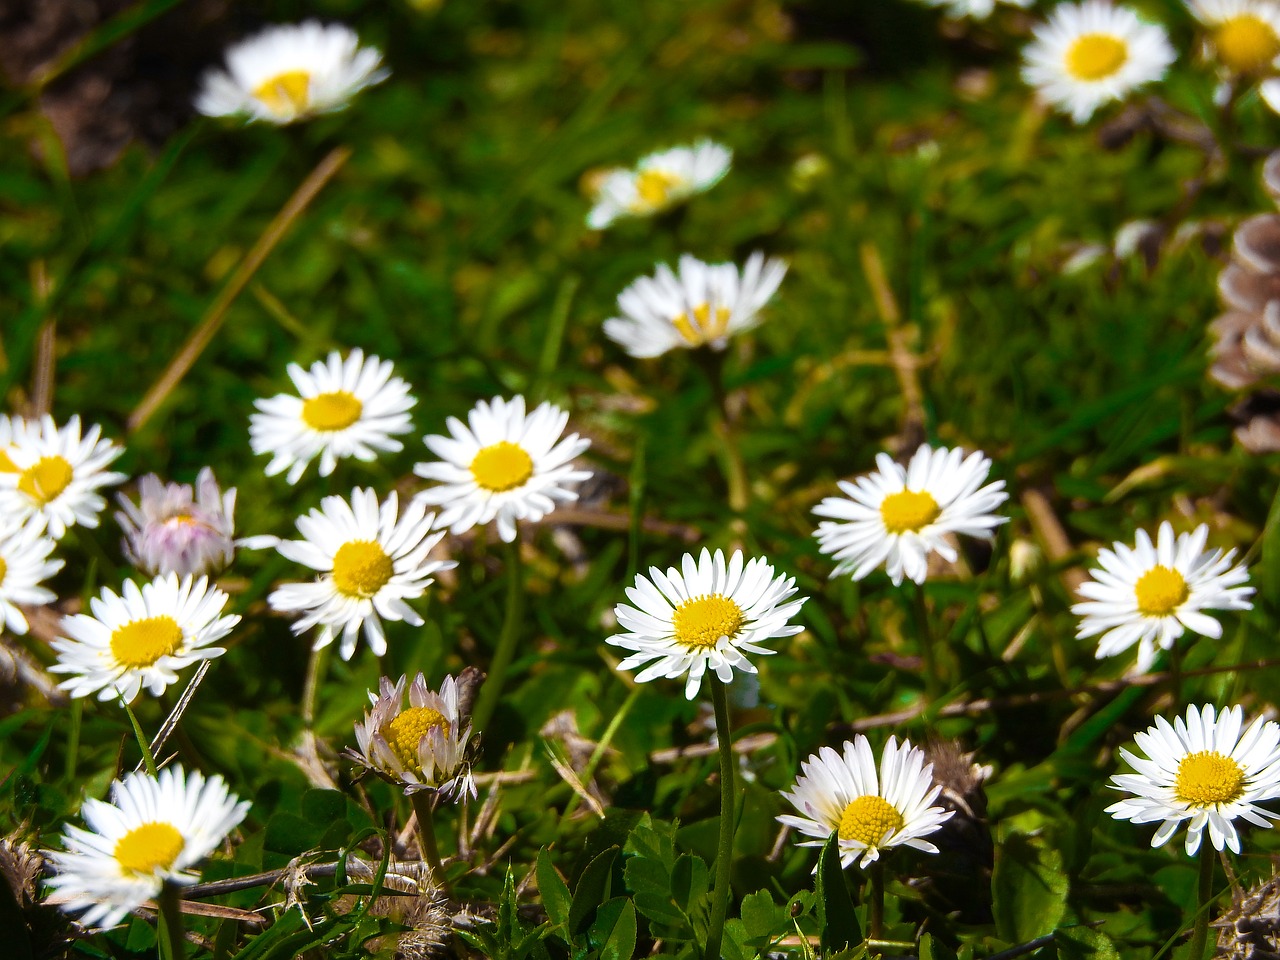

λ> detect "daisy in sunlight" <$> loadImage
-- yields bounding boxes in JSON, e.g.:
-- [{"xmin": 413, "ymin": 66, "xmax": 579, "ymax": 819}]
[{"xmin": 587, "ymin": 140, "xmax": 732, "ymax": 229}]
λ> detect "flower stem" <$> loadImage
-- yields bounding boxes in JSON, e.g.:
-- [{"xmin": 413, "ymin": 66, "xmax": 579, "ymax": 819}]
[
  {"xmin": 120, "ymin": 697, "xmax": 158, "ymax": 776},
  {"xmin": 912, "ymin": 582, "xmax": 941, "ymax": 703},
  {"xmin": 705, "ymin": 675, "xmax": 737, "ymax": 960},
  {"xmin": 1186, "ymin": 844, "xmax": 1215, "ymax": 960},
  {"xmin": 696, "ymin": 348, "xmax": 748, "ymax": 514},
  {"xmin": 410, "ymin": 790, "xmax": 451, "ymax": 896},
  {"xmin": 470, "ymin": 534, "xmax": 525, "ymax": 735},
  {"xmin": 868, "ymin": 858, "xmax": 885, "ymax": 941},
  {"xmin": 302, "ymin": 642, "xmax": 329, "ymax": 730},
  {"xmin": 157, "ymin": 881, "xmax": 186, "ymax": 960},
  {"xmin": 65, "ymin": 697, "xmax": 82, "ymax": 781},
  {"xmin": 1168, "ymin": 643, "xmax": 1184, "ymax": 708}
]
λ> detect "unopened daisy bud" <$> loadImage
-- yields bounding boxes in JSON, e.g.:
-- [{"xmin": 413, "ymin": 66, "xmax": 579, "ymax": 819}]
[
  {"xmin": 586, "ymin": 140, "xmax": 732, "ymax": 230},
  {"xmin": 1009, "ymin": 538, "xmax": 1044, "ymax": 585},
  {"xmin": 117, "ymin": 468, "xmax": 237, "ymax": 578}
]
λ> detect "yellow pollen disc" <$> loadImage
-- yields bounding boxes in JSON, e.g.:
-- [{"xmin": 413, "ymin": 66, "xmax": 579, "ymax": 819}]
[
  {"xmin": 671, "ymin": 594, "xmax": 745, "ymax": 650},
  {"xmin": 381, "ymin": 706, "xmax": 449, "ymax": 771},
  {"xmin": 110, "ymin": 615, "xmax": 184, "ymax": 669},
  {"xmin": 18, "ymin": 455, "xmax": 73, "ymax": 505},
  {"xmin": 0, "ymin": 448, "xmax": 16, "ymax": 472},
  {"xmin": 632, "ymin": 169, "xmax": 685, "ymax": 211},
  {"xmin": 164, "ymin": 513, "xmax": 198, "ymax": 528},
  {"xmin": 301, "ymin": 391, "xmax": 363, "ymax": 432},
  {"xmin": 880, "ymin": 489, "xmax": 941, "ymax": 535},
  {"xmin": 838, "ymin": 795, "xmax": 905, "ymax": 846},
  {"xmin": 0, "ymin": 557, "xmax": 7, "ymax": 586},
  {"xmin": 1064, "ymin": 33, "xmax": 1129, "ymax": 81},
  {"xmin": 1175, "ymin": 750, "xmax": 1245, "ymax": 807},
  {"xmin": 1215, "ymin": 15, "xmax": 1280, "ymax": 74},
  {"xmin": 331, "ymin": 540, "xmax": 394, "ymax": 599},
  {"xmin": 252, "ymin": 69, "xmax": 313, "ymax": 118},
  {"xmin": 470, "ymin": 441, "xmax": 534, "ymax": 492},
  {"xmin": 114, "ymin": 821, "xmax": 186, "ymax": 876},
  {"xmin": 1134, "ymin": 565, "xmax": 1189, "ymax": 616},
  {"xmin": 672, "ymin": 302, "xmax": 733, "ymax": 346}
]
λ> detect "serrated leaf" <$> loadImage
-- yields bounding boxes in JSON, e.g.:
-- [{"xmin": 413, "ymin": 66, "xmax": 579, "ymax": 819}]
[
  {"xmin": 992, "ymin": 833, "xmax": 1068, "ymax": 943},
  {"xmin": 569, "ymin": 845, "xmax": 618, "ymax": 935},
  {"xmin": 815, "ymin": 832, "xmax": 861, "ymax": 953},
  {"xmin": 588, "ymin": 897, "xmax": 637, "ymax": 960},
  {"xmin": 537, "ymin": 847, "xmax": 573, "ymax": 929},
  {"xmin": 670, "ymin": 853, "xmax": 709, "ymax": 915},
  {"xmin": 624, "ymin": 813, "xmax": 676, "ymax": 867}
]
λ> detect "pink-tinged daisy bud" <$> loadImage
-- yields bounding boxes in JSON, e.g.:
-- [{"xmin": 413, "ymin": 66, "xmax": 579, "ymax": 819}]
[{"xmin": 116, "ymin": 468, "xmax": 237, "ymax": 578}]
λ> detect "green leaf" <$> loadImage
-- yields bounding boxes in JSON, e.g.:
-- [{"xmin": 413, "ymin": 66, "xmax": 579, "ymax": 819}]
[
  {"xmin": 815, "ymin": 832, "xmax": 862, "ymax": 953},
  {"xmin": 588, "ymin": 896, "xmax": 638, "ymax": 960},
  {"xmin": 1260, "ymin": 482, "xmax": 1280, "ymax": 608},
  {"xmin": 670, "ymin": 853, "xmax": 709, "ymax": 915},
  {"xmin": 919, "ymin": 933, "xmax": 959, "ymax": 960},
  {"xmin": 992, "ymin": 833, "xmax": 1069, "ymax": 943},
  {"xmin": 537, "ymin": 846, "xmax": 573, "ymax": 929},
  {"xmin": 719, "ymin": 918, "xmax": 759, "ymax": 960},
  {"xmin": 624, "ymin": 813, "xmax": 676, "ymax": 868},
  {"xmin": 740, "ymin": 888, "xmax": 783, "ymax": 945},
  {"xmin": 1055, "ymin": 925, "xmax": 1120, "ymax": 960},
  {"xmin": 569, "ymin": 845, "xmax": 618, "ymax": 935},
  {"xmin": 300, "ymin": 788, "xmax": 346, "ymax": 825}
]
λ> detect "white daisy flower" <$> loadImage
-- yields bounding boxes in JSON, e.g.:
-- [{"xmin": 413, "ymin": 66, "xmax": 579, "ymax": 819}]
[
  {"xmin": 587, "ymin": 140, "xmax": 732, "ymax": 230},
  {"xmin": 266, "ymin": 488, "xmax": 453, "ymax": 661},
  {"xmin": 1072, "ymin": 521, "xmax": 1253, "ymax": 673},
  {"xmin": 348, "ymin": 673, "xmax": 476, "ymax": 800},
  {"xmin": 604, "ymin": 252, "xmax": 788, "ymax": 358},
  {"xmin": 195, "ymin": 20, "xmax": 387, "ymax": 124},
  {"xmin": 250, "ymin": 348, "xmax": 416, "ymax": 484},
  {"xmin": 812, "ymin": 444, "xmax": 1009, "ymax": 587},
  {"xmin": 1189, "ymin": 0, "xmax": 1280, "ymax": 75},
  {"xmin": 917, "ymin": 0, "xmax": 1033, "ymax": 19},
  {"xmin": 116, "ymin": 468, "xmax": 237, "ymax": 578},
  {"xmin": 413, "ymin": 395, "xmax": 592, "ymax": 544},
  {"xmin": 778, "ymin": 735, "xmax": 955, "ymax": 870},
  {"xmin": 0, "ymin": 413, "xmax": 23, "ymax": 473},
  {"xmin": 1021, "ymin": 1, "xmax": 1175, "ymax": 123},
  {"xmin": 0, "ymin": 520, "xmax": 63, "ymax": 635},
  {"xmin": 606, "ymin": 548, "xmax": 806, "ymax": 700},
  {"xmin": 49, "ymin": 574, "xmax": 240, "ymax": 703},
  {"xmin": 0, "ymin": 415, "xmax": 127, "ymax": 540},
  {"xmin": 44, "ymin": 765, "xmax": 249, "ymax": 930},
  {"xmin": 1107, "ymin": 703, "xmax": 1280, "ymax": 855}
]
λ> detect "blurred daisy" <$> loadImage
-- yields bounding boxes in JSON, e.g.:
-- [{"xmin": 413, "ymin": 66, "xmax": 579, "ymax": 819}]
[
  {"xmin": 1073, "ymin": 522, "xmax": 1253, "ymax": 672},
  {"xmin": 778, "ymin": 735, "xmax": 954, "ymax": 869},
  {"xmin": 0, "ymin": 413, "xmax": 23, "ymax": 472},
  {"xmin": 917, "ymin": 0, "xmax": 1033, "ymax": 18},
  {"xmin": 1189, "ymin": 0, "xmax": 1280, "ymax": 75},
  {"xmin": 117, "ymin": 468, "xmax": 237, "ymax": 578},
  {"xmin": 45, "ymin": 765, "xmax": 249, "ymax": 930},
  {"xmin": 195, "ymin": 20, "xmax": 387, "ymax": 124},
  {"xmin": 587, "ymin": 140, "xmax": 732, "ymax": 229},
  {"xmin": 606, "ymin": 548, "xmax": 806, "ymax": 700},
  {"xmin": 250, "ymin": 348, "xmax": 415, "ymax": 484},
  {"xmin": 0, "ymin": 520, "xmax": 63, "ymax": 635},
  {"xmin": 50, "ymin": 574, "xmax": 239, "ymax": 703},
  {"xmin": 604, "ymin": 252, "xmax": 788, "ymax": 358},
  {"xmin": 413, "ymin": 395, "xmax": 591, "ymax": 543},
  {"xmin": 348, "ymin": 673, "xmax": 476, "ymax": 800},
  {"xmin": 1021, "ymin": 1, "xmax": 1175, "ymax": 123},
  {"xmin": 1107, "ymin": 703, "xmax": 1280, "ymax": 855},
  {"xmin": 267, "ymin": 488, "xmax": 452, "ymax": 660},
  {"xmin": 813, "ymin": 444, "xmax": 1008, "ymax": 586}
]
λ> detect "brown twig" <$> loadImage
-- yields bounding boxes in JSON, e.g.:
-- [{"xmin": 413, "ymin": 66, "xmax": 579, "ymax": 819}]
[
  {"xmin": 860, "ymin": 241, "xmax": 926, "ymax": 450},
  {"xmin": 30, "ymin": 262, "xmax": 55, "ymax": 415},
  {"xmin": 1021, "ymin": 488, "xmax": 1087, "ymax": 597}
]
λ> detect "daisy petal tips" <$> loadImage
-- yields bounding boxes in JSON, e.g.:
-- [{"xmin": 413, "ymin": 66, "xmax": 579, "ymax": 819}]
[{"xmin": 606, "ymin": 548, "xmax": 806, "ymax": 700}]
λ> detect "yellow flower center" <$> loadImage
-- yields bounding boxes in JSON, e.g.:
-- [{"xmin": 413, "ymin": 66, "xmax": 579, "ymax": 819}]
[
  {"xmin": 1175, "ymin": 750, "xmax": 1245, "ymax": 807},
  {"xmin": 114, "ymin": 821, "xmax": 186, "ymax": 876},
  {"xmin": 838, "ymin": 795, "xmax": 905, "ymax": 846},
  {"xmin": 0, "ymin": 557, "xmax": 7, "ymax": 586},
  {"xmin": 671, "ymin": 594, "xmax": 744, "ymax": 650},
  {"xmin": 301, "ymin": 391, "xmax": 363, "ymax": 432},
  {"xmin": 110, "ymin": 615, "xmax": 185, "ymax": 669},
  {"xmin": 632, "ymin": 169, "xmax": 685, "ymax": 211},
  {"xmin": 252, "ymin": 69, "xmax": 313, "ymax": 118},
  {"xmin": 381, "ymin": 706, "xmax": 449, "ymax": 771},
  {"xmin": 470, "ymin": 441, "xmax": 534, "ymax": 492},
  {"xmin": 1215, "ymin": 15, "xmax": 1280, "ymax": 74},
  {"xmin": 164, "ymin": 513, "xmax": 198, "ymax": 528},
  {"xmin": 880, "ymin": 489, "xmax": 941, "ymax": 535},
  {"xmin": 1134, "ymin": 565, "xmax": 1189, "ymax": 616},
  {"xmin": 1064, "ymin": 33, "xmax": 1129, "ymax": 82},
  {"xmin": 672, "ymin": 302, "xmax": 732, "ymax": 346},
  {"xmin": 0, "ymin": 448, "xmax": 16, "ymax": 472},
  {"xmin": 18, "ymin": 455, "xmax": 73, "ymax": 504},
  {"xmin": 331, "ymin": 540, "xmax": 394, "ymax": 599}
]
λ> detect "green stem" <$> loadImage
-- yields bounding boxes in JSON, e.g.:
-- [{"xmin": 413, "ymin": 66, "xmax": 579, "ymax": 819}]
[
  {"xmin": 696, "ymin": 348, "xmax": 749, "ymax": 514},
  {"xmin": 1186, "ymin": 844, "xmax": 1215, "ymax": 960},
  {"xmin": 410, "ymin": 791, "xmax": 451, "ymax": 896},
  {"xmin": 704, "ymin": 675, "xmax": 737, "ymax": 960},
  {"xmin": 157, "ymin": 882, "xmax": 186, "ymax": 960},
  {"xmin": 868, "ymin": 858, "xmax": 885, "ymax": 941},
  {"xmin": 469, "ymin": 534, "xmax": 525, "ymax": 735},
  {"xmin": 912, "ymin": 582, "xmax": 940, "ymax": 703},
  {"xmin": 558, "ymin": 686, "xmax": 642, "ymax": 830},
  {"xmin": 301, "ymin": 643, "xmax": 330, "ymax": 729},
  {"xmin": 120, "ymin": 697, "xmax": 157, "ymax": 776},
  {"xmin": 1169, "ymin": 643, "xmax": 1184, "ymax": 708},
  {"xmin": 65, "ymin": 698, "xmax": 82, "ymax": 782}
]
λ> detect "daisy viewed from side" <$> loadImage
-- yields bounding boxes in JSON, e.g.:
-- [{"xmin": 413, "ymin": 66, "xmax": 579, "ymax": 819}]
[
  {"xmin": 413, "ymin": 395, "xmax": 591, "ymax": 543},
  {"xmin": 116, "ymin": 467, "xmax": 238, "ymax": 578},
  {"xmin": 778, "ymin": 735, "xmax": 954, "ymax": 869},
  {"xmin": 606, "ymin": 548, "xmax": 806, "ymax": 700},
  {"xmin": 45, "ymin": 765, "xmax": 249, "ymax": 929},
  {"xmin": 604, "ymin": 252, "xmax": 788, "ymax": 358},
  {"xmin": 1072, "ymin": 521, "xmax": 1253, "ymax": 672},
  {"xmin": 267, "ymin": 488, "xmax": 452, "ymax": 660},
  {"xmin": 1021, "ymin": 1, "xmax": 1175, "ymax": 123},
  {"xmin": 195, "ymin": 20, "xmax": 387, "ymax": 124},
  {"xmin": 587, "ymin": 140, "xmax": 732, "ymax": 229},
  {"xmin": 1189, "ymin": 0, "xmax": 1280, "ymax": 75},
  {"xmin": 0, "ymin": 520, "xmax": 63, "ymax": 635},
  {"xmin": 812, "ymin": 444, "xmax": 1008, "ymax": 587},
  {"xmin": 250, "ymin": 348, "xmax": 415, "ymax": 484},
  {"xmin": 917, "ymin": 0, "xmax": 1033, "ymax": 19},
  {"xmin": 1107, "ymin": 703, "xmax": 1280, "ymax": 855}
]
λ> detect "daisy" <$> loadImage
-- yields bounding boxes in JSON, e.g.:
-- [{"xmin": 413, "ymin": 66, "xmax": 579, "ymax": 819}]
[
  {"xmin": 116, "ymin": 467, "xmax": 237, "ymax": 578},
  {"xmin": 1188, "ymin": 0, "xmax": 1280, "ymax": 75},
  {"xmin": 195, "ymin": 20, "xmax": 387, "ymax": 124},
  {"xmin": 266, "ymin": 488, "xmax": 453, "ymax": 660},
  {"xmin": 604, "ymin": 252, "xmax": 788, "ymax": 358},
  {"xmin": 50, "ymin": 574, "xmax": 240, "ymax": 703},
  {"xmin": 1021, "ymin": 1, "xmax": 1176, "ymax": 123},
  {"xmin": 812, "ymin": 444, "xmax": 1008, "ymax": 587},
  {"xmin": 778, "ymin": 735, "xmax": 954, "ymax": 870},
  {"xmin": 1072, "ymin": 521, "xmax": 1253, "ymax": 672},
  {"xmin": 45, "ymin": 765, "xmax": 249, "ymax": 930},
  {"xmin": 0, "ymin": 412, "xmax": 23, "ymax": 472},
  {"xmin": 587, "ymin": 140, "xmax": 732, "ymax": 230},
  {"xmin": 0, "ymin": 414, "xmax": 127, "ymax": 539},
  {"xmin": 606, "ymin": 548, "xmax": 806, "ymax": 700},
  {"xmin": 348, "ymin": 673, "xmax": 476, "ymax": 800},
  {"xmin": 0, "ymin": 520, "xmax": 63, "ymax": 635},
  {"xmin": 916, "ymin": 0, "xmax": 1034, "ymax": 18},
  {"xmin": 250, "ymin": 348, "xmax": 415, "ymax": 484},
  {"xmin": 413, "ymin": 395, "xmax": 591, "ymax": 543},
  {"xmin": 1107, "ymin": 703, "xmax": 1280, "ymax": 855}
]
